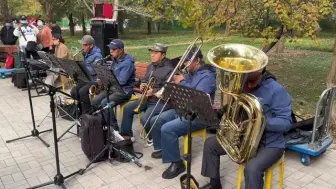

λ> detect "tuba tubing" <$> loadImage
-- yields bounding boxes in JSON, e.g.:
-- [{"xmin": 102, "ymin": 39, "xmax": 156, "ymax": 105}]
[{"xmin": 207, "ymin": 43, "xmax": 268, "ymax": 164}]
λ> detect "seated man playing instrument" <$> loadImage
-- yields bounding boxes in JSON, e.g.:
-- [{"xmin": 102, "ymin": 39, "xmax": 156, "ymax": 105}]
[
  {"xmin": 200, "ymin": 69, "xmax": 293, "ymax": 189},
  {"xmin": 70, "ymin": 35, "xmax": 103, "ymax": 114},
  {"xmin": 120, "ymin": 43, "xmax": 173, "ymax": 145},
  {"xmin": 91, "ymin": 39, "xmax": 136, "ymax": 130},
  {"xmin": 149, "ymin": 47, "xmax": 217, "ymax": 179}
]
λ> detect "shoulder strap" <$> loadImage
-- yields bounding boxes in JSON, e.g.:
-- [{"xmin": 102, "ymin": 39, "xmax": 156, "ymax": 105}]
[{"xmin": 19, "ymin": 27, "xmax": 27, "ymax": 41}]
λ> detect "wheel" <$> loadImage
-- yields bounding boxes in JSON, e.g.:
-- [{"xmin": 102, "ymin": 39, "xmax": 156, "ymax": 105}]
[{"xmin": 301, "ymin": 154, "xmax": 311, "ymax": 166}]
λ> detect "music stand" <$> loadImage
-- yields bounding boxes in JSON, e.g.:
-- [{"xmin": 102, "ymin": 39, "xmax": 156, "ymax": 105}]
[
  {"xmin": 56, "ymin": 59, "xmax": 92, "ymax": 141},
  {"xmin": 6, "ymin": 54, "xmax": 52, "ymax": 147},
  {"xmin": 26, "ymin": 80, "xmax": 80, "ymax": 189},
  {"xmin": 78, "ymin": 65, "xmax": 124, "ymax": 175},
  {"xmin": 162, "ymin": 83, "xmax": 219, "ymax": 189}
]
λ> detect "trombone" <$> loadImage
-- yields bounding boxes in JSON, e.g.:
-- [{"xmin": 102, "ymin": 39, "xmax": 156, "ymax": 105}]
[
  {"xmin": 134, "ymin": 71, "xmax": 156, "ymax": 114},
  {"xmin": 140, "ymin": 37, "xmax": 203, "ymax": 141}
]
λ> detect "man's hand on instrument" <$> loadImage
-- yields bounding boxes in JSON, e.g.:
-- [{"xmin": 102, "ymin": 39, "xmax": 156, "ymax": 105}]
[
  {"xmin": 146, "ymin": 87, "xmax": 153, "ymax": 97},
  {"xmin": 140, "ymin": 83, "xmax": 147, "ymax": 92},
  {"xmin": 173, "ymin": 74, "xmax": 184, "ymax": 84}
]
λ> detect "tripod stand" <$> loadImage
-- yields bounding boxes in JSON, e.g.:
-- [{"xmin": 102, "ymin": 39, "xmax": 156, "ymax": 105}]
[
  {"xmin": 6, "ymin": 56, "xmax": 52, "ymax": 147},
  {"xmin": 27, "ymin": 80, "xmax": 80, "ymax": 189},
  {"xmin": 163, "ymin": 83, "xmax": 219, "ymax": 189},
  {"xmin": 78, "ymin": 65, "xmax": 124, "ymax": 174}
]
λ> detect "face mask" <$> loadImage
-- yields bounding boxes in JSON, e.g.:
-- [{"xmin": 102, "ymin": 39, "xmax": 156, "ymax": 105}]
[
  {"xmin": 21, "ymin": 21, "xmax": 28, "ymax": 26},
  {"xmin": 37, "ymin": 21, "xmax": 43, "ymax": 27},
  {"xmin": 5, "ymin": 23, "xmax": 10, "ymax": 27}
]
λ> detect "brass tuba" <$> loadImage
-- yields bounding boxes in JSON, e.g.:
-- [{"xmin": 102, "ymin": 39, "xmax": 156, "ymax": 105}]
[{"xmin": 207, "ymin": 44, "xmax": 268, "ymax": 164}]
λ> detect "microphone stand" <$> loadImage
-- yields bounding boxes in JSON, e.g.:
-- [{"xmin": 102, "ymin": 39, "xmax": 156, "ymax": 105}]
[
  {"xmin": 27, "ymin": 79, "xmax": 80, "ymax": 189},
  {"xmin": 6, "ymin": 57, "xmax": 52, "ymax": 147},
  {"xmin": 78, "ymin": 83, "xmax": 112, "ymax": 174}
]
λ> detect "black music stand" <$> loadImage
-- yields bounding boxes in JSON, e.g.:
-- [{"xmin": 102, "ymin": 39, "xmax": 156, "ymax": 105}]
[
  {"xmin": 27, "ymin": 80, "xmax": 80, "ymax": 189},
  {"xmin": 78, "ymin": 65, "xmax": 124, "ymax": 175},
  {"xmin": 6, "ymin": 54, "xmax": 52, "ymax": 147},
  {"xmin": 56, "ymin": 59, "xmax": 93, "ymax": 141},
  {"xmin": 162, "ymin": 83, "xmax": 219, "ymax": 189}
]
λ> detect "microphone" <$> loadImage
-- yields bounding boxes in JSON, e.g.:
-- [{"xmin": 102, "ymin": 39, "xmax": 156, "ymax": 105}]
[{"xmin": 93, "ymin": 55, "xmax": 111, "ymax": 64}]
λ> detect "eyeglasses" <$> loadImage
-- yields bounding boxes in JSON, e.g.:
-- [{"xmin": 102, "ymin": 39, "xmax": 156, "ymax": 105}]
[{"xmin": 82, "ymin": 44, "xmax": 89, "ymax": 46}]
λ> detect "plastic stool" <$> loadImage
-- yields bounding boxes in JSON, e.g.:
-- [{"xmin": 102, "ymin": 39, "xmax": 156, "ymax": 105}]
[
  {"xmin": 183, "ymin": 128, "xmax": 207, "ymax": 167},
  {"xmin": 237, "ymin": 154, "xmax": 285, "ymax": 189}
]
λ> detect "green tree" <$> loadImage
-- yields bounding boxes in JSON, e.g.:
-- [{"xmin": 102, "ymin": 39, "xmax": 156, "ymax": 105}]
[{"xmin": 140, "ymin": 0, "xmax": 334, "ymax": 43}]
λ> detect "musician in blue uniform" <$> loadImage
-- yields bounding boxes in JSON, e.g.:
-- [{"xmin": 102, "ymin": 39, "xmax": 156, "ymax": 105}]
[{"xmin": 149, "ymin": 47, "xmax": 217, "ymax": 179}]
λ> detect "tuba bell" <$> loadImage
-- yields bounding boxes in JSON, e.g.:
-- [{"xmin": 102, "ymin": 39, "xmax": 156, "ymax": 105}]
[{"xmin": 207, "ymin": 43, "xmax": 268, "ymax": 164}]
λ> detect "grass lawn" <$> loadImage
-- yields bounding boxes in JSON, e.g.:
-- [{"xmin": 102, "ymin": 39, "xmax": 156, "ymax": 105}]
[{"xmin": 63, "ymin": 30, "xmax": 334, "ymax": 116}]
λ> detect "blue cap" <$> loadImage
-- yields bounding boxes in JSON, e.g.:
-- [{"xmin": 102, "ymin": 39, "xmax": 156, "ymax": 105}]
[
  {"xmin": 185, "ymin": 46, "xmax": 203, "ymax": 61},
  {"xmin": 107, "ymin": 39, "xmax": 124, "ymax": 49}
]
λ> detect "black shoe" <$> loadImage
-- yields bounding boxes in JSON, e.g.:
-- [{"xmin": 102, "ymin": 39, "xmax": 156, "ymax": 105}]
[
  {"xmin": 151, "ymin": 150, "xmax": 162, "ymax": 159},
  {"xmin": 38, "ymin": 89, "xmax": 47, "ymax": 94},
  {"xmin": 162, "ymin": 160, "xmax": 185, "ymax": 179},
  {"xmin": 199, "ymin": 183, "xmax": 212, "ymax": 189}
]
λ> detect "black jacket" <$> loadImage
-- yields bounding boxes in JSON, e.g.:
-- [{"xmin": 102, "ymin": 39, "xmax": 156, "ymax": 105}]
[{"xmin": 0, "ymin": 26, "xmax": 18, "ymax": 45}]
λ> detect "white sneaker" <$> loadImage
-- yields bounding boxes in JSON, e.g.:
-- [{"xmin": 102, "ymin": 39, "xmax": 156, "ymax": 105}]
[{"xmin": 145, "ymin": 138, "xmax": 153, "ymax": 147}]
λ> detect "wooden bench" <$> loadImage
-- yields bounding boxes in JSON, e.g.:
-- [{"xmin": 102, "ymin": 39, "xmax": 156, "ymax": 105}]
[
  {"xmin": 0, "ymin": 45, "xmax": 19, "ymax": 53},
  {"xmin": 134, "ymin": 62, "xmax": 149, "ymax": 93}
]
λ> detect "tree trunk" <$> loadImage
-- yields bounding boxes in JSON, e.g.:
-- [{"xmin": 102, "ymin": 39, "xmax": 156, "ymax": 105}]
[
  {"xmin": 326, "ymin": 39, "xmax": 336, "ymax": 139},
  {"xmin": 117, "ymin": 11, "xmax": 124, "ymax": 34},
  {"xmin": 81, "ymin": 14, "xmax": 87, "ymax": 36},
  {"xmin": 147, "ymin": 20, "xmax": 152, "ymax": 35},
  {"xmin": 157, "ymin": 22, "xmax": 161, "ymax": 33},
  {"xmin": 225, "ymin": 20, "xmax": 230, "ymax": 36},
  {"xmin": 0, "ymin": 0, "xmax": 10, "ymax": 20},
  {"xmin": 276, "ymin": 35, "xmax": 286, "ymax": 53},
  {"xmin": 68, "ymin": 13, "xmax": 75, "ymax": 36},
  {"xmin": 45, "ymin": 0, "xmax": 54, "ymax": 21}
]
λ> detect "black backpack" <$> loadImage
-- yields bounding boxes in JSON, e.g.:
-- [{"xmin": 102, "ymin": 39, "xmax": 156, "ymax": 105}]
[{"xmin": 79, "ymin": 113, "xmax": 108, "ymax": 162}]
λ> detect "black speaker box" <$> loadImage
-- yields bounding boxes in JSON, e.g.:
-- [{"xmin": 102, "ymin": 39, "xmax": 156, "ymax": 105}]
[{"xmin": 91, "ymin": 20, "xmax": 118, "ymax": 57}]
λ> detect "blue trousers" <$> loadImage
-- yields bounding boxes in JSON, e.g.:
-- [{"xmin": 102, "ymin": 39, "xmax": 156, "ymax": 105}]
[
  {"xmin": 120, "ymin": 99, "xmax": 168, "ymax": 137},
  {"xmin": 150, "ymin": 109, "xmax": 206, "ymax": 163}
]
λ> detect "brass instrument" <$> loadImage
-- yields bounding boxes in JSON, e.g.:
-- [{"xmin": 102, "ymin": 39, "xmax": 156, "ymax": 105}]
[
  {"xmin": 134, "ymin": 71, "xmax": 156, "ymax": 114},
  {"xmin": 88, "ymin": 55, "xmax": 112, "ymax": 101},
  {"xmin": 207, "ymin": 43, "xmax": 268, "ymax": 164},
  {"xmin": 72, "ymin": 49, "xmax": 83, "ymax": 59},
  {"xmin": 140, "ymin": 37, "xmax": 203, "ymax": 141}
]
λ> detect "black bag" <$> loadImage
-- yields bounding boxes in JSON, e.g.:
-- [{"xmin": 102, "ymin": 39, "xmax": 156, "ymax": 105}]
[
  {"xmin": 110, "ymin": 139, "xmax": 143, "ymax": 163},
  {"xmin": 58, "ymin": 103, "xmax": 77, "ymax": 121},
  {"xmin": 12, "ymin": 69, "xmax": 27, "ymax": 88},
  {"xmin": 26, "ymin": 41, "xmax": 37, "ymax": 52},
  {"xmin": 80, "ymin": 113, "xmax": 108, "ymax": 162}
]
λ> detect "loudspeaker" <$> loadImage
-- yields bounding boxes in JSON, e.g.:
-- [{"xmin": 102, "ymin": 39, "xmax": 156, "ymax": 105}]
[{"xmin": 91, "ymin": 19, "xmax": 118, "ymax": 57}]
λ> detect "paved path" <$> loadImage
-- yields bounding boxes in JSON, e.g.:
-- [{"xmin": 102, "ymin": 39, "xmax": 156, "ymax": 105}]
[{"xmin": 0, "ymin": 78, "xmax": 335, "ymax": 189}]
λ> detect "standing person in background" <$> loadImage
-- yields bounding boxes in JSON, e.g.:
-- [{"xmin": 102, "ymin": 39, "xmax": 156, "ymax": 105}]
[
  {"xmin": 50, "ymin": 20, "xmax": 62, "ymax": 35},
  {"xmin": 0, "ymin": 20, "xmax": 18, "ymax": 45},
  {"xmin": 13, "ymin": 16, "xmax": 39, "ymax": 59},
  {"xmin": 37, "ymin": 20, "xmax": 53, "ymax": 53}
]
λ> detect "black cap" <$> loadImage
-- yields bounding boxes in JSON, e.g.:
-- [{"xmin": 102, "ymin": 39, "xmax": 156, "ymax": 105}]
[
  {"xmin": 20, "ymin": 15, "xmax": 27, "ymax": 20},
  {"xmin": 185, "ymin": 46, "xmax": 203, "ymax": 61}
]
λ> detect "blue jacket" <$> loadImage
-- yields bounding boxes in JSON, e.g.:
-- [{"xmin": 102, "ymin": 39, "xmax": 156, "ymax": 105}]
[
  {"xmin": 82, "ymin": 46, "xmax": 103, "ymax": 80},
  {"xmin": 180, "ymin": 64, "xmax": 217, "ymax": 103},
  {"xmin": 110, "ymin": 53, "xmax": 136, "ymax": 95},
  {"xmin": 246, "ymin": 72, "xmax": 293, "ymax": 149}
]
